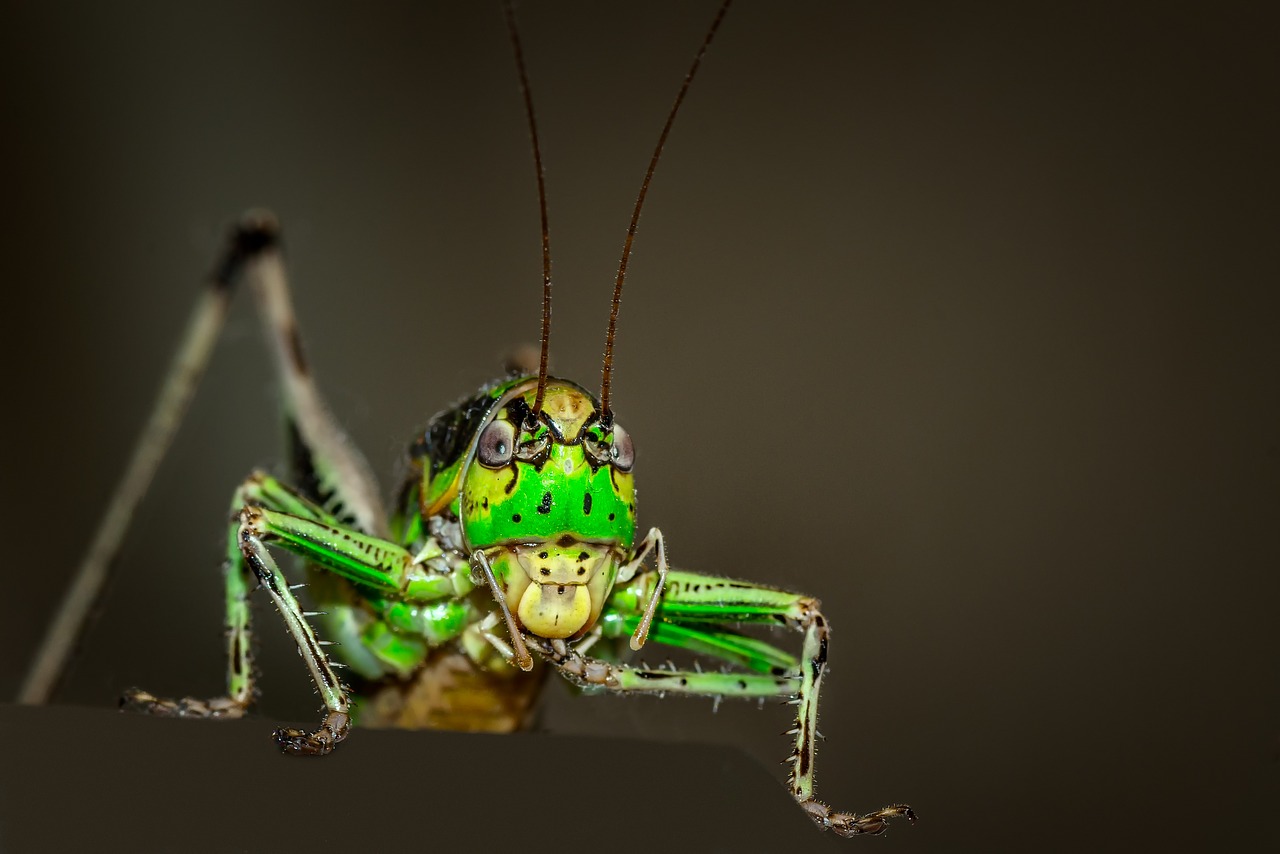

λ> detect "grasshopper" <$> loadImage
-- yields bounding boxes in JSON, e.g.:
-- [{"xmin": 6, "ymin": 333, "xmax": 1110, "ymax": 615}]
[{"xmin": 21, "ymin": 1, "xmax": 913, "ymax": 837}]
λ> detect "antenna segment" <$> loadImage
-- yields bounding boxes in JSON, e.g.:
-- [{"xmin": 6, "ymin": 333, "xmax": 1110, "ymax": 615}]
[
  {"xmin": 503, "ymin": 0, "xmax": 553, "ymax": 421},
  {"xmin": 599, "ymin": 0, "xmax": 733, "ymax": 422}
]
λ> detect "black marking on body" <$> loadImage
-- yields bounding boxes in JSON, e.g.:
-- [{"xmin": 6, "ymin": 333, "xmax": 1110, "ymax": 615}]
[
  {"xmin": 285, "ymin": 420, "xmax": 358, "ymax": 529},
  {"xmin": 634, "ymin": 671, "xmax": 664, "ymax": 680},
  {"xmin": 212, "ymin": 214, "xmax": 280, "ymax": 289},
  {"xmin": 583, "ymin": 492, "xmax": 592, "ymax": 515},
  {"xmin": 506, "ymin": 397, "xmax": 534, "ymax": 430},
  {"xmin": 246, "ymin": 552, "xmax": 280, "ymax": 595},
  {"xmin": 287, "ymin": 419, "xmax": 324, "ymax": 505},
  {"xmin": 421, "ymin": 387, "xmax": 499, "ymax": 480},
  {"xmin": 504, "ymin": 464, "xmax": 520, "ymax": 494},
  {"xmin": 284, "ymin": 323, "xmax": 309, "ymax": 375},
  {"xmin": 512, "ymin": 514, "xmax": 522, "ymax": 523},
  {"xmin": 537, "ymin": 491, "xmax": 553, "ymax": 514}
]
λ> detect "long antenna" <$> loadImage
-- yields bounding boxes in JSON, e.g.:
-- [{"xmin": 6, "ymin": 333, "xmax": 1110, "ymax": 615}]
[
  {"xmin": 599, "ymin": 0, "xmax": 732, "ymax": 422},
  {"xmin": 503, "ymin": 0, "xmax": 553, "ymax": 422}
]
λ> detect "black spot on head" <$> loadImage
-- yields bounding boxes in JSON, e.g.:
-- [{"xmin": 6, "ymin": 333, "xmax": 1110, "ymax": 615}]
[
  {"xmin": 482, "ymin": 497, "xmax": 489, "ymax": 510},
  {"xmin": 577, "ymin": 552, "xmax": 588, "ymax": 562},
  {"xmin": 608, "ymin": 512, "xmax": 616, "ymax": 522},
  {"xmin": 576, "ymin": 568, "xmax": 585, "ymax": 576},
  {"xmin": 537, "ymin": 491, "xmax": 553, "ymax": 514},
  {"xmin": 583, "ymin": 492, "xmax": 592, "ymax": 515},
  {"xmin": 539, "ymin": 551, "xmax": 548, "ymax": 559},
  {"xmin": 540, "ymin": 568, "xmax": 551, "ymax": 576},
  {"xmin": 512, "ymin": 513, "xmax": 522, "ymax": 523}
]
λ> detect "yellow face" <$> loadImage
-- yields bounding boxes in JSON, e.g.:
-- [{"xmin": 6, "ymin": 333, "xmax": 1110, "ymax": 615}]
[{"xmin": 459, "ymin": 379, "xmax": 637, "ymax": 640}]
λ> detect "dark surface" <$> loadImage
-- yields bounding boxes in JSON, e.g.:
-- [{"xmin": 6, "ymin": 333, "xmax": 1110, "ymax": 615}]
[
  {"xmin": 1, "ymin": 2, "xmax": 1278, "ymax": 852},
  {"xmin": 0, "ymin": 704, "xmax": 841, "ymax": 853}
]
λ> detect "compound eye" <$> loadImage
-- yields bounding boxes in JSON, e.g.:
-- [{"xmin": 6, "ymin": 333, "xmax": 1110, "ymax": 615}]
[
  {"xmin": 610, "ymin": 423, "xmax": 635, "ymax": 471},
  {"xmin": 476, "ymin": 419, "xmax": 516, "ymax": 468}
]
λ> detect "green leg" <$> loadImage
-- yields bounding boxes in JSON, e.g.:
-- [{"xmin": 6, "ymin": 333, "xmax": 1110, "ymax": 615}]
[
  {"xmin": 124, "ymin": 471, "xmax": 473, "ymax": 754},
  {"xmin": 121, "ymin": 472, "xmax": 318, "ymax": 720},
  {"xmin": 592, "ymin": 570, "xmax": 915, "ymax": 837}
]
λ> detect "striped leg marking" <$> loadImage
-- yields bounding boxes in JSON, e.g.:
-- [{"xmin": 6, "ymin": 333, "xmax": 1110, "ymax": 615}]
[
  {"xmin": 122, "ymin": 471, "xmax": 441, "ymax": 754},
  {"xmin": 238, "ymin": 520, "xmax": 351, "ymax": 755},
  {"xmin": 599, "ymin": 570, "xmax": 916, "ymax": 837},
  {"xmin": 120, "ymin": 472, "xmax": 311, "ymax": 721}
]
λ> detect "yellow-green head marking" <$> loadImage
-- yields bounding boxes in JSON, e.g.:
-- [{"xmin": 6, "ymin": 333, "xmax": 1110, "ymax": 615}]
[{"xmin": 435, "ymin": 377, "xmax": 636, "ymax": 640}]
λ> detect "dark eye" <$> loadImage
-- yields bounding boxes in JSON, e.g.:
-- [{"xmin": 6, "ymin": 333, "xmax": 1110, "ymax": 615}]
[
  {"xmin": 476, "ymin": 419, "xmax": 516, "ymax": 467},
  {"xmin": 610, "ymin": 423, "xmax": 634, "ymax": 471}
]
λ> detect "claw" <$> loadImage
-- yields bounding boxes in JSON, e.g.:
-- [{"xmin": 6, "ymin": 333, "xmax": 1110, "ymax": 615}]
[
  {"xmin": 272, "ymin": 710, "xmax": 351, "ymax": 756},
  {"xmin": 120, "ymin": 688, "xmax": 247, "ymax": 719},
  {"xmin": 801, "ymin": 799, "xmax": 915, "ymax": 837}
]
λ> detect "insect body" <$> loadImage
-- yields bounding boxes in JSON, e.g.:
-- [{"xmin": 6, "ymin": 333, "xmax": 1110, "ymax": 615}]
[{"xmin": 23, "ymin": 1, "xmax": 914, "ymax": 839}]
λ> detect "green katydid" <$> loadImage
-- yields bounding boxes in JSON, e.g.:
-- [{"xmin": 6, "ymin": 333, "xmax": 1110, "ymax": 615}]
[{"xmin": 20, "ymin": 0, "xmax": 914, "ymax": 837}]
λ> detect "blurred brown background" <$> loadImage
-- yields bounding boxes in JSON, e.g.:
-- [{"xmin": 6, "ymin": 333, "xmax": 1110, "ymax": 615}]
[{"xmin": 0, "ymin": 1, "xmax": 1276, "ymax": 851}]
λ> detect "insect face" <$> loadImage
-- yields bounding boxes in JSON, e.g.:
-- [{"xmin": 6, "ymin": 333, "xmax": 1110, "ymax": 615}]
[{"xmin": 460, "ymin": 377, "xmax": 637, "ymax": 639}]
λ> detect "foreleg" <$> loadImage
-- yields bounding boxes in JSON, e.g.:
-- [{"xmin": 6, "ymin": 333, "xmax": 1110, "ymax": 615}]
[
  {"xmin": 597, "ymin": 570, "xmax": 915, "ymax": 837},
  {"xmin": 124, "ymin": 472, "xmax": 470, "ymax": 753}
]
